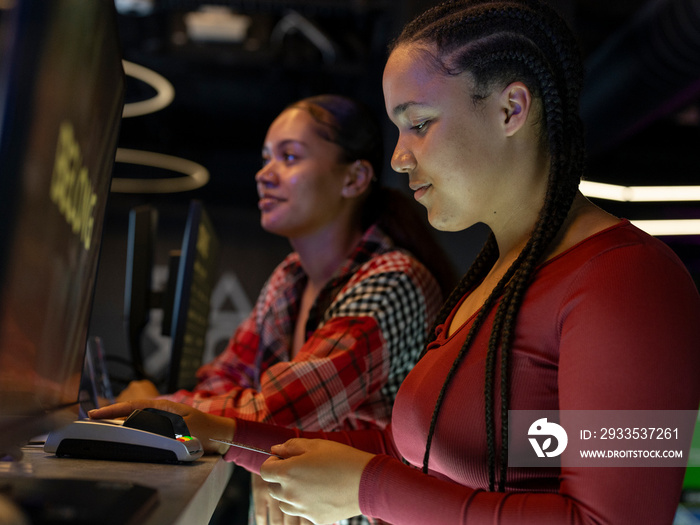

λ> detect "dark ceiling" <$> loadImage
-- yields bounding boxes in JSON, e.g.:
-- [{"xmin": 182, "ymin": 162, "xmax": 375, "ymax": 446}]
[{"xmin": 112, "ymin": 0, "xmax": 700, "ymax": 224}]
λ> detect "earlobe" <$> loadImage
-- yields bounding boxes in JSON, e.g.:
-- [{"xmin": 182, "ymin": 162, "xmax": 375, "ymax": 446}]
[{"xmin": 342, "ymin": 160, "xmax": 373, "ymax": 198}]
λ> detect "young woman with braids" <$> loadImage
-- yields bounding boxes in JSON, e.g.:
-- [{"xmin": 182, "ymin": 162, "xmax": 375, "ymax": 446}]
[{"xmin": 92, "ymin": 1, "xmax": 700, "ymax": 523}]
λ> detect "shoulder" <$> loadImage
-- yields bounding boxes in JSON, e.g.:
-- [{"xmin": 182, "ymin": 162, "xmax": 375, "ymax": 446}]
[
  {"xmin": 326, "ymin": 249, "xmax": 442, "ymax": 331},
  {"xmin": 548, "ymin": 220, "xmax": 694, "ymax": 284},
  {"xmin": 347, "ymin": 249, "xmax": 439, "ymax": 297},
  {"xmin": 357, "ymin": 249, "xmax": 427, "ymax": 275},
  {"xmin": 347, "ymin": 225, "xmax": 441, "ymax": 294},
  {"xmin": 536, "ymin": 220, "xmax": 700, "ymax": 325}
]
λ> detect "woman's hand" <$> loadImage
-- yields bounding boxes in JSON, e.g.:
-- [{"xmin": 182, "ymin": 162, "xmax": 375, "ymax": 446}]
[
  {"xmin": 115, "ymin": 379, "xmax": 160, "ymax": 402},
  {"xmin": 259, "ymin": 438, "xmax": 374, "ymax": 525},
  {"xmin": 88, "ymin": 399, "xmax": 235, "ymax": 455},
  {"xmin": 252, "ymin": 474, "xmax": 314, "ymax": 525}
]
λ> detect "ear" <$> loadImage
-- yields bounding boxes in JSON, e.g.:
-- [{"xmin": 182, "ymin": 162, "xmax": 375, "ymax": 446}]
[
  {"xmin": 341, "ymin": 160, "xmax": 374, "ymax": 198},
  {"xmin": 499, "ymin": 82, "xmax": 532, "ymax": 137}
]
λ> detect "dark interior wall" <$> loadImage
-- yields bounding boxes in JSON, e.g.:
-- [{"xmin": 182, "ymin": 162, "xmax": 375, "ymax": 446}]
[{"xmin": 88, "ymin": 0, "xmax": 700, "ymax": 390}]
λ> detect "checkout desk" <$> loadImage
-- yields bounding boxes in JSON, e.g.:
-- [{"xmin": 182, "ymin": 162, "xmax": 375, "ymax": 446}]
[{"xmin": 0, "ymin": 446, "xmax": 234, "ymax": 524}]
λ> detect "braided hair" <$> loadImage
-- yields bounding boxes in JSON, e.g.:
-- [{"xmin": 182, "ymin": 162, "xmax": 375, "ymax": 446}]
[{"xmin": 391, "ymin": 0, "xmax": 586, "ymax": 491}]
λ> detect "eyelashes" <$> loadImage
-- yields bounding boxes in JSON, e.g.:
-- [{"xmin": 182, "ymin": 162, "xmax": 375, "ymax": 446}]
[
  {"xmin": 260, "ymin": 152, "xmax": 299, "ymax": 168},
  {"xmin": 411, "ymin": 120, "xmax": 431, "ymax": 133}
]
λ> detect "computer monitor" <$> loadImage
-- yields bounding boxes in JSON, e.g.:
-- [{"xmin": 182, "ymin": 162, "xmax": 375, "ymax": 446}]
[
  {"xmin": 124, "ymin": 204, "xmax": 160, "ymax": 381},
  {"xmin": 167, "ymin": 200, "xmax": 220, "ymax": 392},
  {"xmin": 123, "ymin": 200, "xmax": 220, "ymax": 393},
  {"xmin": 0, "ymin": 0, "xmax": 124, "ymax": 456}
]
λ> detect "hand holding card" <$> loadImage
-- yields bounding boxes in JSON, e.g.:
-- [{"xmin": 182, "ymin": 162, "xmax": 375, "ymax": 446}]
[{"xmin": 210, "ymin": 438, "xmax": 282, "ymax": 458}]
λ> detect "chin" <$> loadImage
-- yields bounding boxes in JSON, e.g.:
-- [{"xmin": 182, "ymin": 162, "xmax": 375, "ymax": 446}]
[
  {"xmin": 427, "ymin": 212, "xmax": 451, "ymax": 232},
  {"xmin": 260, "ymin": 217, "xmax": 282, "ymax": 235},
  {"xmin": 261, "ymin": 219, "xmax": 298, "ymax": 239},
  {"xmin": 428, "ymin": 213, "xmax": 470, "ymax": 233}
]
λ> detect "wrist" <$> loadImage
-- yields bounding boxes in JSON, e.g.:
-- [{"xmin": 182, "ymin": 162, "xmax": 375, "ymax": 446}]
[
  {"xmin": 205, "ymin": 415, "xmax": 237, "ymax": 455},
  {"xmin": 214, "ymin": 414, "xmax": 236, "ymax": 442}
]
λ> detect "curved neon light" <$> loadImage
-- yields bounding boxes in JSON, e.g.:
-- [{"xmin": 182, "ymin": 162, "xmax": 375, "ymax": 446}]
[
  {"xmin": 112, "ymin": 148, "xmax": 209, "ymax": 193},
  {"xmin": 122, "ymin": 60, "xmax": 175, "ymax": 118}
]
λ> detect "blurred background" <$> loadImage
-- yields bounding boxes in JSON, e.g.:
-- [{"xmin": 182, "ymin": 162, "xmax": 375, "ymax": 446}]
[{"xmin": 89, "ymin": 0, "xmax": 700, "ymax": 390}]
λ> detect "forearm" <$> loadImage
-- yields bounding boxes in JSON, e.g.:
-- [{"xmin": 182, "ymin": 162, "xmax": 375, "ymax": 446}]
[
  {"xmin": 163, "ymin": 385, "xmax": 274, "ymax": 421},
  {"xmin": 359, "ymin": 456, "xmax": 688, "ymax": 525}
]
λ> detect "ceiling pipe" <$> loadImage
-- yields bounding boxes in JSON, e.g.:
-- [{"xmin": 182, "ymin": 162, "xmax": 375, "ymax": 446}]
[{"xmin": 579, "ymin": 0, "xmax": 700, "ymax": 157}]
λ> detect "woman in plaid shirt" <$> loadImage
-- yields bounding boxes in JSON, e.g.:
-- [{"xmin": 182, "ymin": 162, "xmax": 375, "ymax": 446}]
[{"xmin": 117, "ymin": 94, "xmax": 455, "ymax": 524}]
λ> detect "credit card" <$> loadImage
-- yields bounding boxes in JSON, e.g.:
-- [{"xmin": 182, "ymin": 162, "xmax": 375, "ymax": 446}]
[{"xmin": 210, "ymin": 438, "xmax": 282, "ymax": 458}]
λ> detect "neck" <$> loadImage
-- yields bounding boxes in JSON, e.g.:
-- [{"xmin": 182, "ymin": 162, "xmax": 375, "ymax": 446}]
[
  {"xmin": 290, "ymin": 223, "xmax": 364, "ymax": 289},
  {"xmin": 489, "ymin": 188, "xmax": 546, "ymax": 271},
  {"xmin": 490, "ymin": 190, "xmax": 605, "ymax": 277},
  {"xmin": 487, "ymin": 127, "xmax": 551, "ymax": 264},
  {"xmin": 542, "ymin": 191, "xmax": 619, "ymax": 260}
]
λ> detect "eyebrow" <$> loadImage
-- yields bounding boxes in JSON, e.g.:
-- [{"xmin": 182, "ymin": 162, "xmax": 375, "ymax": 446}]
[
  {"xmin": 262, "ymin": 139, "xmax": 308, "ymax": 154},
  {"xmin": 392, "ymin": 101, "xmax": 427, "ymax": 118}
]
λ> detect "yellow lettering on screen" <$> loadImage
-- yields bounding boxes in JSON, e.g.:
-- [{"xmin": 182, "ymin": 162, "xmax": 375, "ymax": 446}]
[
  {"xmin": 196, "ymin": 222, "xmax": 210, "ymax": 260},
  {"xmin": 50, "ymin": 121, "xmax": 97, "ymax": 250}
]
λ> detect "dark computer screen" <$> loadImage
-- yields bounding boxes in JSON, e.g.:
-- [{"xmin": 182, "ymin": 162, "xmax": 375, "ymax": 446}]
[
  {"xmin": 124, "ymin": 204, "xmax": 159, "ymax": 381},
  {"xmin": 123, "ymin": 200, "xmax": 220, "ymax": 394},
  {"xmin": 168, "ymin": 200, "xmax": 220, "ymax": 392},
  {"xmin": 0, "ymin": 0, "xmax": 124, "ymax": 454}
]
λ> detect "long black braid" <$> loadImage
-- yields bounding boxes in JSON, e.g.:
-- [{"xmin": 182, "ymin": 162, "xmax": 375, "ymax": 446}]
[{"xmin": 392, "ymin": 0, "xmax": 585, "ymax": 492}]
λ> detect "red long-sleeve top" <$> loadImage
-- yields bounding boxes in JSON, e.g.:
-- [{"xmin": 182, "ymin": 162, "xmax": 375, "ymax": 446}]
[{"xmin": 227, "ymin": 220, "xmax": 700, "ymax": 524}]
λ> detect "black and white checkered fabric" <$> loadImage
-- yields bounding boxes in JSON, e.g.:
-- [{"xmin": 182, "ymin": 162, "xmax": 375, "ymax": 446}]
[{"xmin": 326, "ymin": 269, "xmax": 427, "ymax": 406}]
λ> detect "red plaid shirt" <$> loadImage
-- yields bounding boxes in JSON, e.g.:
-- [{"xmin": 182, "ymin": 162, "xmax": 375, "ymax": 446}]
[{"xmin": 166, "ymin": 225, "xmax": 442, "ymax": 432}]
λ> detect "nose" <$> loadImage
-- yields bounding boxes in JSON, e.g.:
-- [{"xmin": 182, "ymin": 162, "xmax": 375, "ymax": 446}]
[
  {"xmin": 390, "ymin": 141, "xmax": 416, "ymax": 174},
  {"xmin": 255, "ymin": 162, "xmax": 278, "ymax": 187}
]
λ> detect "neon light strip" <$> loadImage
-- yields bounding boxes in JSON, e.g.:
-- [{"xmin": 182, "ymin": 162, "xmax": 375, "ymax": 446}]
[
  {"xmin": 580, "ymin": 181, "xmax": 700, "ymax": 202},
  {"xmin": 630, "ymin": 220, "xmax": 700, "ymax": 236},
  {"xmin": 580, "ymin": 181, "xmax": 700, "ymax": 236}
]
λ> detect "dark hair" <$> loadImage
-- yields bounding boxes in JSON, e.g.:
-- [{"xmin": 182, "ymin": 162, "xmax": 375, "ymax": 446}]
[
  {"xmin": 391, "ymin": 0, "xmax": 586, "ymax": 491},
  {"xmin": 289, "ymin": 94, "xmax": 385, "ymax": 181},
  {"xmin": 288, "ymin": 94, "xmax": 458, "ymax": 298}
]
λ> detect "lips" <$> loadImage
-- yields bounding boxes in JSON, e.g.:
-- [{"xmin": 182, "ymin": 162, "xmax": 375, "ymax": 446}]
[
  {"xmin": 409, "ymin": 182, "xmax": 432, "ymax": 201},
  {"xmin": 258, "ymin": 194, "xmax": 285, "ymax": 211}
]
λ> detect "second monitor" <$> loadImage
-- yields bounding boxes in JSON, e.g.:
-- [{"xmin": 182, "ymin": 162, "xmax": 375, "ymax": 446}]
[{"xmin": 124, "ymin": 200, "xmax": 220, "ymax": 394}]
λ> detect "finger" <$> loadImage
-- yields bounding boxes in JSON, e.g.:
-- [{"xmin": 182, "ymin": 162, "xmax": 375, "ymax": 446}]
[
  {"xmin": 254, "ymin": 505, "xmax": 268, "ymax": 525},
  {"xmin": 267, "ymin": 483, "xmax": 301, "ymax": 525},
  {"xmin": 265, "ymin": 481, "xmax": 286, "ymax": 503},
  {"xmin": 267, "ymin": 496, "xmax": 286, "ymax": 525},
  {"xmin": 252, "ymin": 475, "xmax": 270, "ymax": 525},
  {"xmin": 275, "ymin": 501, "xmax": 304, "ymax": 520},
  {"xmin": 259, "ymin": 455, "xmax": 287, "ymax": 483},
  {"xmin": 284, "ymin": 514, "xmax": 304, "ymax": 525},
  {"xmin": 270, "ymin": 438, "xmax": 312, "ymax": 458},
  {"xmin": 89, "ymin": 399, "xmax": 184, "ymax": 419},
  {"xmin": 253, "ymin": 499, "xmax": 268, "ymax": 525},
  {"xmin": 88, "ymin": 401, "xmax": 139, "ymax": 419}
]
